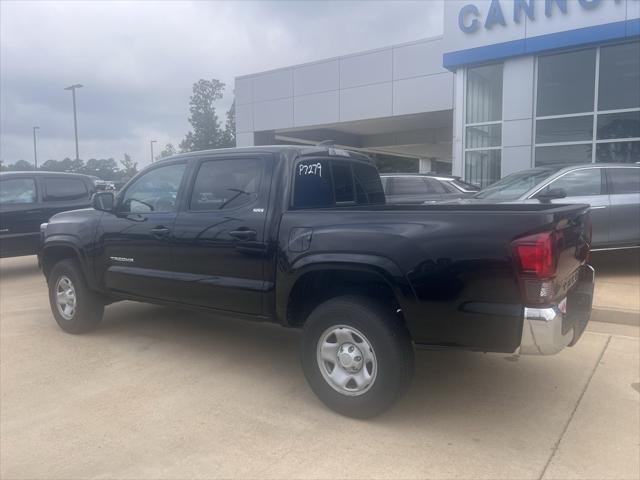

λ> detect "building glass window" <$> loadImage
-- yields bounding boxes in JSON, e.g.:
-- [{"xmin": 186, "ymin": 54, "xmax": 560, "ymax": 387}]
[
  {"xmin": 535, "ymin": 41, "xmax": 640, "ymax": 167},
  {"xmin": 598, "ymin": 42, "xmax": 640, "ymax": 111},
  {"xmin": 536, "ymin": 49, "xmax": 596, "ymax": 117},
  {"xmin": 464, "ymin": 63, "xmax": 503, "ymax": 188}
]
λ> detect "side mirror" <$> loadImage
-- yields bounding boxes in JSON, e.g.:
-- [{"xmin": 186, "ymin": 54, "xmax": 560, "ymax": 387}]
[
  {"xmin": 92, "ymin": 192, "xmax": 115, "ymax": 212},
  {"xmin": 536, "ymin": 188, "xmax": 567, "ymax": 203}
]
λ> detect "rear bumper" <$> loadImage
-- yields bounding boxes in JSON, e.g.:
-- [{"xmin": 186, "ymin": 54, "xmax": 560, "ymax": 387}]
[{"xmin": 519, "ymin": 265, "xmax": 595, "ymax": 355}]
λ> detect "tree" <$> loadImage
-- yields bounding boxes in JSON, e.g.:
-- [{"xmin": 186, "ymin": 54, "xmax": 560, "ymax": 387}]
[
  {"xmin": 84, "ymin": 158, "xmax": 119, "ymax": 180},
  {"xmin": 180, "ymin": 79, "xmax": 226, "ymax": 153},
  {"xmin": 220, "ymin": 100, "xmax": 236, "ymax": 148},
  {"xmin": 159, "ymin": 143, "xmax": 177, "ymax": 159},
  {"xmin": 7, "ymin": 159, "xmax": 34, "ymax": 171},
  {"xmin": 40, "ymin": 157, "xmax": 84, "ymax": 173},
  {"xmin": 120, "ymin": 154, "xmax": 138, "ymax": 180}
]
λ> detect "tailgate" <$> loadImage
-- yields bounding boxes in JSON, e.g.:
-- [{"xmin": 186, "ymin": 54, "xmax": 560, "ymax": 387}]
[{"xmin": 553, "ymin": 206, "xmax": 591, "ymax": 301}]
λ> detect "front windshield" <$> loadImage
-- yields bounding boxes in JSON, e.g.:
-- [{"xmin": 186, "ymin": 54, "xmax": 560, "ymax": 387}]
[{"xmin": 474, "ymin": 168, "xmax": 555, "ymax": 201}]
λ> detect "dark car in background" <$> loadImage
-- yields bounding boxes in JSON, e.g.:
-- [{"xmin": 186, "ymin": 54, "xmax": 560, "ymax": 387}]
[
  {"xmin": 380, "ymin": 173, "xmax": 480, "ymax": 204},
  {"xmin": 0, "ymin": 171, "xmax": 96, "ymax": 258},
  {"xmin": 470, "ymin": 163, "xmax": 640, "ymax": 250}
]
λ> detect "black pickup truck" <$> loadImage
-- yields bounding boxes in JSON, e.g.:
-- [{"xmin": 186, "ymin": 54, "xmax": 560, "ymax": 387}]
[{"xmin": 39, "ymin": 146, "xmax": 595, "ymax": 417}]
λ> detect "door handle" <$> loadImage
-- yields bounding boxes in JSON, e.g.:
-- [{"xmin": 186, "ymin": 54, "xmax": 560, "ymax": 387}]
[
  {"xmin": 25, "ymin": 209, "xmax": 43, "ymax": 215},
  {"xmin": 590, "ymin": 205, "xmax": 607, "ymax": 210},
  {"xmin": 229, "ymin": 229, "xmax": 257, "ymax": 241},
  {"xmin": 150, "ymin": 226, "xmax": 171, "ymax": 238}
]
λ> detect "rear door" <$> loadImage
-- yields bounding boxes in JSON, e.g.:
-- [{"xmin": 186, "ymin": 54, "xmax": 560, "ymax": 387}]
[
  {"xmin": 0, "ymin": 176, "xmax": 41, "ymax": 257},
  {"xmin": 533, "ymin": 167, "xmax": 610, "ymax": 247},
  {"xmin": 606, "ymin": 167, "xmax": 640, "ymax": 247},
  {"xmin": 171, "ymin": 155, "xmax": 272, "ymax": 315}
]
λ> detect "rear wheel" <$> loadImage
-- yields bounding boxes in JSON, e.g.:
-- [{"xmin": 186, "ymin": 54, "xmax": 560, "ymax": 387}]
[
  {"xmin": 48, "ymin": 259, "xmax": 104, "ymax": 334},
  {"xmin": 301, "ymin": 295, "xmax": 414, "ymax": 418}
]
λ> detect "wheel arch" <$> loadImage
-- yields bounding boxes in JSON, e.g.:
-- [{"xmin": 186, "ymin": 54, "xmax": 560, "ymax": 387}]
[
  {"xmin": 41, "ymin": 239, "xmax": 92, "ymax": 287},
  {"xmin": 278, "ymin": 253, "xmax": 415, "ymax": 329}
]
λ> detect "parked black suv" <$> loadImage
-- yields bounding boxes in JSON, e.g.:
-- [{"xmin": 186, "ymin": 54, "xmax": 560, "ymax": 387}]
[{"xmin": 0, "ymin": 171, "xmax": 95, "ymax": 258}]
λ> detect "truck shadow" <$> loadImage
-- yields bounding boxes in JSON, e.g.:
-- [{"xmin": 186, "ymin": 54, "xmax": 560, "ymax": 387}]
[{"xmin": 97, "ymin": 301, "xmax": 578, "ymax": 426}]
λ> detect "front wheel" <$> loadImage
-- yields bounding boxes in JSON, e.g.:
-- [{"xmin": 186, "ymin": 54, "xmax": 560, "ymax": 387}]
[
  {"xmin": 48, "ymin": 259, "xmax": 104, "ymax": 334},
  {"xmin": 301, "ymin": 296, "xmax": 414, "ymax": 418}
]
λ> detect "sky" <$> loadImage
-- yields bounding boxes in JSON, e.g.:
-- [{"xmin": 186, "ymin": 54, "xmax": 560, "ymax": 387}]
[{"xmin": 1, "ymin": 0, "xmax": 444, "ymax": 168}]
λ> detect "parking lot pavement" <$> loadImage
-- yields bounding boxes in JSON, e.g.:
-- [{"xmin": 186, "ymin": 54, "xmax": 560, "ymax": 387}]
[
  {"xmin": 590, "ymin": 250, "xmax": 640, "ymax": 326},
  {"xmin": 1, "ymin": 256, "xmax": 638, "ymax": 480}
]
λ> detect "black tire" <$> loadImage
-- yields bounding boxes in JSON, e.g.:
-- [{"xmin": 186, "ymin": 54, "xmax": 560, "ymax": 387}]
[
  {"xmin": 301, "ymin": 295, "xmax": 414, "ymax": 418},
  {"xmin": 48, "ymin": 259, "xmax": 104, "ymax": 334}
]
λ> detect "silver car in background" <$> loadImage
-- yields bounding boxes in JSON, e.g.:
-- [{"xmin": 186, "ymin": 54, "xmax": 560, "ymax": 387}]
[{"xmin": 471, "ymin": 163, "xmax": 640, "ymax": 250}]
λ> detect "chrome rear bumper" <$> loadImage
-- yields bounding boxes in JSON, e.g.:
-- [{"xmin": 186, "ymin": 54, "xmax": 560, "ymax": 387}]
[{"xmin": 519, "ymin": 265, "xmax": 595, "ymax": 355}]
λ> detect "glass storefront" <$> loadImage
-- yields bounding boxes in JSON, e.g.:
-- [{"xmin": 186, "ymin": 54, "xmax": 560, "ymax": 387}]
[
  {"xmin": 464, "ymin": 63, "xmax": 503, "ymax": 187},
  {"xmin": 534, "ymin": 41, "xmax": 640, "ymax": 166}
]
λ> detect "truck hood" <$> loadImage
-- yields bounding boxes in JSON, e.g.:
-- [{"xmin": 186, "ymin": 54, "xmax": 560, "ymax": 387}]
[
  {"xmin": 49, "ymin": 208, "xmax": 101, "ymax": 224},
  {"xmin": 43, "ymin": 208, "xmax": 102, "ymax": 242}
]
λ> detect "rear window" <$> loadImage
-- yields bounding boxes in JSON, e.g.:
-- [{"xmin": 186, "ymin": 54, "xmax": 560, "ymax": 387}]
[
  {"xmin": 44, "ymin": 177, "xmax": 88, "ymax": 202},
  {"xmin": 354, "ymin": 163, "xmax": 385, "ymax": 204},
  {"xmin": 292, "ymin": 159, "xmax": 384, "ymax": 209},
  {"xmin": 608, "ymin": 168, "xmax": 640, "ymax": 194},
  {"xmin": 388, "ymin": 177, "xmax": 428, "ymax": 195}
]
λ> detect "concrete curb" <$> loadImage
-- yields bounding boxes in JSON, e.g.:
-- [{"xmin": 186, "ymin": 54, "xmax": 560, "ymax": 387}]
[{"xmin": 590, "ymin": 307, "xmax": 640, "ymax": 327}]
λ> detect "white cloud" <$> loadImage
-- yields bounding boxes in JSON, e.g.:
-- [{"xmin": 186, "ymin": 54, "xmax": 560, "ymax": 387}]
[{"xmin": 1, "ymin": 0, "xmax": 443, "ymax": 168}]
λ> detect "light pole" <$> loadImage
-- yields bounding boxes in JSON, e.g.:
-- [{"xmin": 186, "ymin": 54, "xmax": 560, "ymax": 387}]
[
  {"xmin": 64, "ymin": 84, "xmax": 83, "ymax": 160},
  {"xmin": 150, "ymin": 140, "xmax": 157, "ymax": 163},
  {"xmin": 32, "ymin": 126, "xmax": 40, "ymax": 169}
]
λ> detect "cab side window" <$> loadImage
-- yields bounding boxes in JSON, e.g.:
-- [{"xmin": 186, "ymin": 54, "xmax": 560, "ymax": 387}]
[
  {"xmin": 43, "ymin": 177, "xmax": 88, "ymax": 202},
  {"xmin": 538, "ymin": 169, "xmax": 603, "ymax": 197},
  {"xmin": 0, "ymin": 178, "xmax": 37, "ymax": 205},
  {"xmin": 389, "ymin": 177, "xmax": 428, "ymax": 195},
  {"xmin": 354, "ymin": 163, "xmax": 385, "ymax": 205},
  {"xmin": 121, "ymin": 163, "xmax": 186, "ymax": 213},
  {"xmin": 190, "ymin": 158, "xmax": 263, "ymax": 211},
  {"xmin": 608, "ymin": 168, "xmax": 640, "ymax": 194}
]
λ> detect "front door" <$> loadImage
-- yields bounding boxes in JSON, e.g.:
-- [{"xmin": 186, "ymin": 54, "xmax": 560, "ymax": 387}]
[
  {"xmin": 96, "ymin": 161, "xmax": 187, "ymax": 300},
  {"xmin": 171, "ymin": 155, "xmax": 271, "ymax": 315},
  {"xmin": 0, "ymin": 176, "xmax": 43, "ymax": 257}
]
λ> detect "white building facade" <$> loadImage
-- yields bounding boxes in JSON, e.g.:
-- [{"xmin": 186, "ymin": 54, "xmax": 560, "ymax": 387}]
[{"xmin": 236, "ymin": 0, "xmax": 640, "ymax": 186}]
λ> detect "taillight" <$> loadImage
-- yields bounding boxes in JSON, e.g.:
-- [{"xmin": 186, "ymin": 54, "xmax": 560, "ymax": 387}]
[
  {"xmin": 512, "ymin": 231, "xmax": 558, "ymax": 305},
  {"xmin": 513, "ymin": 231, "xmax": 556, "ymax": 278}
]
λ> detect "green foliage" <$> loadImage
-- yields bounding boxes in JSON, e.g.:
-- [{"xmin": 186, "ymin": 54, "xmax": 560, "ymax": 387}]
[
  {"xmin": 159, "ymin": 143, "xmax": 177, "ymax": 159},
  {"xmin": 84, "ymin": 158, "xmax": 119, "ymax": 180},
  {"xmin": 180, "ymin": 78, "xmax": 236, "ymax": 153},
  {"xmin": 120, "ymin": 154, "xmax": 138, "ymax": 180},
  {"xmin": 4, "ymin": 159, "xmax": 34, "ymax": 171},
  {"xmin": 220, "ymin": 100, "xmax": 236, "ymax": 148},
  {"xmin": 4, "ymin": 155, "xmax": 139, "ymax": 181}
]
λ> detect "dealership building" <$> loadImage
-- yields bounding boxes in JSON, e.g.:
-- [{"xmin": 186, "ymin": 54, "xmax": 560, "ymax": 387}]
[{"xmin": 235, "ymin": 0, "xmax": 640, "ymax": 186}]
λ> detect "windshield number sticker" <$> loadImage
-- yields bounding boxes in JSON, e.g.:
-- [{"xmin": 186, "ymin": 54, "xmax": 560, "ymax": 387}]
[{"xmin": 298, "ymin": 162, "xmax": 322, "ymax": 177}]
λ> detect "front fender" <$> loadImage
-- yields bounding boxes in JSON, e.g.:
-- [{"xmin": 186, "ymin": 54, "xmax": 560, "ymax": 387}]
[{"xmin": 40, "ymin": 237, "xmax": 96, "ymax": 289}]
